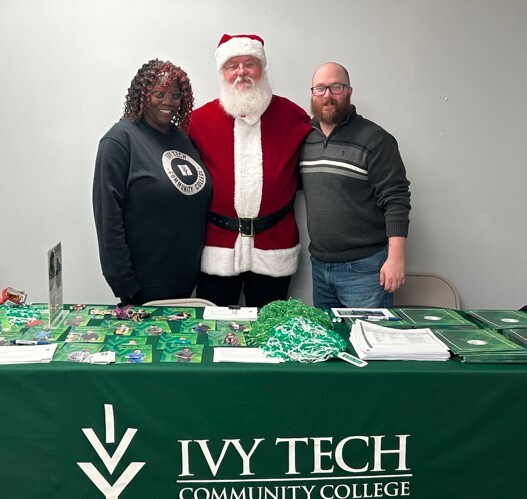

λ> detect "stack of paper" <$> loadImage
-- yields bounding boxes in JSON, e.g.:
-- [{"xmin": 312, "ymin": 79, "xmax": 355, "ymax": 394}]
[
  {"xmin": 349, "ymin": 320, "xmax": 450, "ymax": 361},
  {"xmin": 203, "ymin": 306, "xmax": 258, "ymax": 321},
  {"xmin": 0, "ymin": 343, "xmax": 58, "ymax": 364},
  {"xmin": 213, "ymin": 347, "xmax": 284, "ymax": 363}
]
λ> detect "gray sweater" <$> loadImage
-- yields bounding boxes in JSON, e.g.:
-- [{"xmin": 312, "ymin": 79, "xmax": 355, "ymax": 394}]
[{"xmin": 299, "ymin": 106, "xmax": 411, "ymax": 263}]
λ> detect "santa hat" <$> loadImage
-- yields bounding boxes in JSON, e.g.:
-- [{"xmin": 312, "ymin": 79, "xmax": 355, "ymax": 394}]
[{"xmin": 215, "ymin": 34, "xmax": 267, "ymax": 72}]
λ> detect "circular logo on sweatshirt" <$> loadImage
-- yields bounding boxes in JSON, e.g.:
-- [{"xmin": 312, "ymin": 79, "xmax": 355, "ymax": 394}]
[{"xmin": 162, "ymin": 150, "xmax": 207, "ymax": 195}]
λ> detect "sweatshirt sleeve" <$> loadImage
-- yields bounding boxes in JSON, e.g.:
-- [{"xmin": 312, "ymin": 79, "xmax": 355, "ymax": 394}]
[
  {"xmin": 368, "ymin": 136, "xmax": 411, "ymax": 238},
  {"xmin": 92, "ymin": 133, "xmax": 141, "ymax": 298}
]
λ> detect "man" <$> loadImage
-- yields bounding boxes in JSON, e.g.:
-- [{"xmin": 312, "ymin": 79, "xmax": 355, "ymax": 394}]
[
  {"xmin": 189, "ymin": 34, "xmax": 312, "ymax": 308},
  {"xmin": 300, "ymin": 62, "xmax": 411, "ymax": 309}
]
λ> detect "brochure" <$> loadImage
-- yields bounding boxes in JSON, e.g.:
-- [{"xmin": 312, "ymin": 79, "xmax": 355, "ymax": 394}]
[{"xmin": 160, "ymin": 344, "xmax": 204, "ymax": 363}]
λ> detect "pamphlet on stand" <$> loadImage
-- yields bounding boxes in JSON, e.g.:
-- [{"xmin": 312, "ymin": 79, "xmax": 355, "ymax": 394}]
[
  {"xmin": 47, "ymin": 242, "xmax": 67, "ymax": 327},
  {"xmin": 203, "ymin": 306, "xmax": 258, "ymax": 321}
]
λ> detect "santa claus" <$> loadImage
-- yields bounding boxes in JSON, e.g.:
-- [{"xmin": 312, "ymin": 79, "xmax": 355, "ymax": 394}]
[{"xmin": 189, "ymin": 33, "xmax": 311, "ymax": 307}]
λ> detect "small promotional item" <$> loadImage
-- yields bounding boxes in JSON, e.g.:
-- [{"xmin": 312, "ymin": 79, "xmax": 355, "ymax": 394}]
[
  {"xmin": 337, "ymin": 351, "xmax": 368, "ymax": 367},
  {"xmin": 0, "ymin": 287, "xmax": 27, "ymax": 306}
]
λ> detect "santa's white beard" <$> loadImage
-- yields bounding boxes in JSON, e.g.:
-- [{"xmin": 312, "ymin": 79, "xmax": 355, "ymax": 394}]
[{"xmin": 220, "ymin": 74, "xmax": 273, "ymax": 118}]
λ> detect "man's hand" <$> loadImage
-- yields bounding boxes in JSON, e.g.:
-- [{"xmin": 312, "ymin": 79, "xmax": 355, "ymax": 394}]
[{"xmin": 380, "ymin": 237, "xmax": 406, "ymax": 293}]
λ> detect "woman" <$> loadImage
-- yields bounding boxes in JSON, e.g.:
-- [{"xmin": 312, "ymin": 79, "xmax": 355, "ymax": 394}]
[{"xmin": 93, "ymin": 60, "xmax": 212, "ymax": 305}]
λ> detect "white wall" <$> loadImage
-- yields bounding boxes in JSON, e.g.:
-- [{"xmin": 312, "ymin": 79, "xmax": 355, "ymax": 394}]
[{"xmin": 1, "ymin": 0, "xmax": 525, "ymax": 308}]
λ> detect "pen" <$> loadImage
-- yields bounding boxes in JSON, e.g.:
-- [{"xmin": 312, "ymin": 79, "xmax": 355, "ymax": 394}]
[
  {"xmin": 9, "ymin": 339, "xmax": 50, "ymax": 345},
  {"xmin": 360, "ymin": 316, "xmax": 402, "ymax": 321}
]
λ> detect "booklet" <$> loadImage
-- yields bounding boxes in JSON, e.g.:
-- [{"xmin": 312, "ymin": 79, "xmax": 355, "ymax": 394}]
[
  {"xmin": 465, "ymin": 310, "xmax": 527, "ymax": 329},
  {"xmin": 503, "ymin": 329, "xmax": 527, "ymax": 348},
  {"xmin": 433, "ymin": 328, "xmax": 525, "ymax": 355},
  {"xmin": 461, "ymin": 351, "xmax": 527, "ymax": 363},
  {"xmin": 395, "ymin": 308, "xmax": 477, "ymax": 328}
]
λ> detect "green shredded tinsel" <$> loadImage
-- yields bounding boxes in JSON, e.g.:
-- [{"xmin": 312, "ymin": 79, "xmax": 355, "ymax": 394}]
[
  {"xmin": 245, "ymin": 298, "xmax": 333, "ymax": 347},
  {"xmin": 5, "ymin": 303, "xmax": 43, "ymax": 326},
  {"xmin": 262, "ymin": 317, "xmax": 347, "ymax": 363}
]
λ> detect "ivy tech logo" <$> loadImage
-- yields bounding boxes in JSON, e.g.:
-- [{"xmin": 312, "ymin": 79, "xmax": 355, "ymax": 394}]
[
  {"xmin": 77, "ymin": 404, "xmax": 145, "ymax": 499},
  {"xmin": 162, "ymin": 149, "xmax": 207, "ymax": 195}
]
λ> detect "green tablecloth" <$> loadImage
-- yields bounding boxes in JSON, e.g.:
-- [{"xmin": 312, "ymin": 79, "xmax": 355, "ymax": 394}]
[{"xmin": 0, "ymin": 308, "xmax": 526, "ymax": 498}]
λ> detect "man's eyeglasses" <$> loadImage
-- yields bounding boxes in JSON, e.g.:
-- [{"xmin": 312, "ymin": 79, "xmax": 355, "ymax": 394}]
[
  {"xmin": 223, "ymin": 60, "xmax": 261, "ymax": 72},
  {"xmin": 152, "ymin": 91, "xmax": 183, "ymax": 101},
  {"xmin": 310, "ymin": 83, "xmax": 348, "ymax": 96}
]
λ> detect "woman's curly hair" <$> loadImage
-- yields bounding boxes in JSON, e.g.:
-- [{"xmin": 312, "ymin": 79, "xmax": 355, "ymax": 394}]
[{"xmin": 122, "ymin": 59, "xmax": 194, "ymax": 132}]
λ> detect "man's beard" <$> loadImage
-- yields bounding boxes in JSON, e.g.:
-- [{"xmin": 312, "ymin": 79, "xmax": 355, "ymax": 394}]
[
  {"xmin": 311, "ymin": 96, "xmax": 353, "ymax": 125},
  {"xmin": 220, "ymin": 73, "xmax": 273, "ymax": 118}
]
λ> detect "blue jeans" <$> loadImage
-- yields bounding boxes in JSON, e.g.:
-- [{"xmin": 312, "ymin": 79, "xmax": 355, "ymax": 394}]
[{"xmin": 311, "ymin": 250, "xmax": 393, "ymax": 309}]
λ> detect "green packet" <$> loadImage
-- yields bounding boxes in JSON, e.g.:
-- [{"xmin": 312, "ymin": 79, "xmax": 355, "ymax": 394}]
[{"xmin": 461, "ymin": 351, "xmax": 527, "ymax": 363}]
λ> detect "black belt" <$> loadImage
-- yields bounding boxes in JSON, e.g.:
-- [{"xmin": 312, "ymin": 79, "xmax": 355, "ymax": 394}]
[{"xmin": 208, "ymin": 201, "xmax": 293, "ymax": 237}]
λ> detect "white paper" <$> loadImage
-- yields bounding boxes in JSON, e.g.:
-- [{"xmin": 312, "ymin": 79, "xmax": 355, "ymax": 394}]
[
  {"xmin": 0, "ymin": 343, "xmax": 58, "ymax": 364},
  {"xmin": 213, "ymin": 347, "xmax": 284, "ymax": 363},
  {"xmin": 203, "ymin": 306, "xmax": 258, "ymax": 321},
  {"xmin": 350, "ymin": 320, "xmax": 450, "ymax": 361}
]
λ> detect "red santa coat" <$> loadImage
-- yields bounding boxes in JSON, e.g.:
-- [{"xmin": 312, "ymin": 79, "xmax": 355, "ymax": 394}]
[{"xmin": 189, "ymin": 95, "xmax": 311, "ymax": 277}]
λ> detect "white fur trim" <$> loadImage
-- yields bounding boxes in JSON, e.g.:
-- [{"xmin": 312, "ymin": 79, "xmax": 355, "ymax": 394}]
[
  {"xmin": 215, "ymin": 37, "xmax": 267, "ymax": 72},
  {"xmin": 233, "ymin": 117, "xmax": 262, "ymax": 218},
  {"xmin": 201, "ymin": 243, "xmax": 301, "ymax": 277}
]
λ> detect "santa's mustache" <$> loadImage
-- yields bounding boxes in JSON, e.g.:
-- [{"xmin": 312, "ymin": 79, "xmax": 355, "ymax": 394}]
[{"xmin": 234, "ymin": 76, "xmax": 254, "ymax": 86}]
